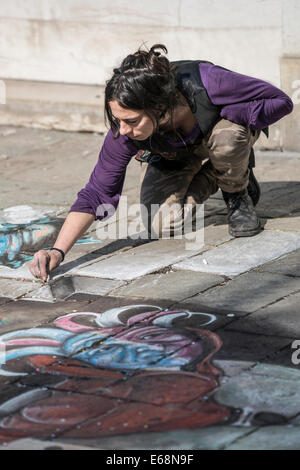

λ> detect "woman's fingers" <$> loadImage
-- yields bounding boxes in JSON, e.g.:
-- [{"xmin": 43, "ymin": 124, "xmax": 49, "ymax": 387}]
[
  {"xmin": 29, "ymin": 254, "xmax": 41, "ymax": 279},
  {"xmin": 29, "ymin": 250, "xmax": 63, "ymax": 281},
  {"xmin": 40, "ymin": 252, "xmax": 50, "ymax": 281},
  {"xmin": 29, "ymin": 251, "xmax": 50, "ymax": 281}
]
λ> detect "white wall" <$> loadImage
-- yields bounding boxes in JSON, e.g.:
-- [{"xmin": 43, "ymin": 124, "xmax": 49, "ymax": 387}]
[{"xmin": 0, "ymin": 0, "xmax": 289, "ymax": 87}]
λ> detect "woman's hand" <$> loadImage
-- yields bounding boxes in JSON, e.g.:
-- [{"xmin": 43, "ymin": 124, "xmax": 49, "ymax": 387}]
[
  {"xmin": 29, "ymin": 249, "xmax": 63, "ymax": 282},
  {"xmin": 28, "ymin": 211, "xmax": 95, "ymax": 281}
]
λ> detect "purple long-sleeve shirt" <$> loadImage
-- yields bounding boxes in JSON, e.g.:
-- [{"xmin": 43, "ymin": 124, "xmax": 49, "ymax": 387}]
[{"xmin": 70, "ymin": 62, "xmax": 293, "ymax": 219}]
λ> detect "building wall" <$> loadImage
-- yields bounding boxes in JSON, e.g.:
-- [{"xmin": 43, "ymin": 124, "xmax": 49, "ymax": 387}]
[
  {"xmin": 0, "ymin": 0, "xmax": 285, "ymax": 85},
  {"xmin": 0, "ymin": 0, "xmax": 299, "ymax": 149}
]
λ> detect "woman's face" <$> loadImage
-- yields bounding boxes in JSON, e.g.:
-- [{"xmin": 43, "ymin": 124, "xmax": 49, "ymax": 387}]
[
  {"xmin": 61, "ymin": 324, "xmax": 203, "ymax": 370},
  {"xmin": 109, "ymin": 100, "xmax": 155, "ymax": 140}
]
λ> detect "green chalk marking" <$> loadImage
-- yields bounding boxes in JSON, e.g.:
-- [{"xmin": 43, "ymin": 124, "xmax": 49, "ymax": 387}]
[{"xmin": 76, "ymin": 237, "xmax": 103, "ymax": 244}]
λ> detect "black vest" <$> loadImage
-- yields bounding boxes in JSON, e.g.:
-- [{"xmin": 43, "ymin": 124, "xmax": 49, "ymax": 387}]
[
  {"xmin": 173, "ymin": 60, "xmax": 222, "ymax": 138},
  {"xmin": 132, "ymin": 60, "xmax": 268, "ymax": 168}
]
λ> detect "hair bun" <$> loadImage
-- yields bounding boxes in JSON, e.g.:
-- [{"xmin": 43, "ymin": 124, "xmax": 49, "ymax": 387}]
[
  {"xmin": 119, "ymin": 44, "xmax": 170, "ymax": 77},
  {"xmin": 105, "ymin": 42, "xmax": 180, "ymax": 142}
]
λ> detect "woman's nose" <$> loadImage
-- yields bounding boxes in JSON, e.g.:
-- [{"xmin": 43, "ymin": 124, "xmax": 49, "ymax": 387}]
[{"xmin": 119, "ymin": 121, "xmax": 131, "ymax": 136}]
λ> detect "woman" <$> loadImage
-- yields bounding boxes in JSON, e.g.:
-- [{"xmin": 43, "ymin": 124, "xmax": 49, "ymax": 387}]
[{"xmin": 29, "ymin": 44, "xmax": 293, "ymax": 281}]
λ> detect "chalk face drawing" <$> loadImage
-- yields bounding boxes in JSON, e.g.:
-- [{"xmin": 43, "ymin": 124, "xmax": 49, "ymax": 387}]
[
  {"xmin": 0, "ymin": 218, "xmax": 63, "ymax": 268},
  {"xmin": 0, "ymin": 205, "xmax": 101, "ymax": 268},
  {"xmin": 0, "ymin": 305, "xmax": 234, "ymax": 443}
]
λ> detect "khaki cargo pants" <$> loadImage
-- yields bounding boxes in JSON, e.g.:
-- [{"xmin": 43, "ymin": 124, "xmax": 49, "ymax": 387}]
[{"xmin": 140, "ymin": 119, "xmax": 261, "ymax": 237}]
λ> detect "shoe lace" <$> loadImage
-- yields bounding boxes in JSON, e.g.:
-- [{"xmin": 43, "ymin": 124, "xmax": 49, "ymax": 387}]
[{"xmin": 227, "ymin": 192, "xmax": 250, "ymax": 212}]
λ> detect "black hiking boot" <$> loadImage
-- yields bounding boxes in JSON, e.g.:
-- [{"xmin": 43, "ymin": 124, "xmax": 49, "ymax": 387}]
[
  {"xmin": 247, "ymin": 148, "xmax": 260, "ymax": 207},
  {"xmin": 222, "ymin": 188, "xmax": 262, "ymax": 237},
  {"xmin": 247, "ymin": 167, "xmax": 261, "ymax": 207}
]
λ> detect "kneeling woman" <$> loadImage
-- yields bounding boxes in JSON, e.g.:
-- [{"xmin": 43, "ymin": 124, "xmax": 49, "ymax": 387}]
[{"xmin": 29, "ymin": 44, "xmax": 293, "ymax": 281}]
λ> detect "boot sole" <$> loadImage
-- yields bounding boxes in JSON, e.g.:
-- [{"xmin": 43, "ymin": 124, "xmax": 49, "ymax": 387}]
[{"xmin": 229, "ymin": 223, "xmax": 263, "ymax": 238}]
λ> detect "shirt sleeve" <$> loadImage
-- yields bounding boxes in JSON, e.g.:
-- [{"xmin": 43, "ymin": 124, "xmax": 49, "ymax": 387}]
[
  {"xmin": 69, "ymin": 130, "xmax": 137, "ymax": 220},
  {"xmin": 199, "ymin": 62, "xmax": 294, "ymax": 130}
]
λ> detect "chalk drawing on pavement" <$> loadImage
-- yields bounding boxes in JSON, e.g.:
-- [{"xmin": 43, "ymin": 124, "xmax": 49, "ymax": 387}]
[
  {"xmin": 0, "ymin": 205, "xmax": 102, "ymax": 269},
  {"xmin": 0, "ymin": 305, "xmax": 237, "ymax": 443}
]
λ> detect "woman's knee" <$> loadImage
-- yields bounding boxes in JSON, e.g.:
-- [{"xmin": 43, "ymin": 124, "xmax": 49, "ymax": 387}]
[{"xmin": 208, "ymin": 120, "xmax": 251, "ymax": 162}]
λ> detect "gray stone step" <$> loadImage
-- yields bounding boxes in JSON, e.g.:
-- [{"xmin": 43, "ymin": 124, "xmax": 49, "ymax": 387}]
[
  {"xmin": 111, "ymin": 270, "xmax": 225, "ymax": 301},
  {"xmin": 72, "ymin": 239, "xmax": 205, "ymax": 281},
  {"xmin": 181, "ymin": 271, "xmax": 300, "ymax": 314},
  {"xmin": 173, "ymin": 230, "xmax": 300, "ymax": 276}
]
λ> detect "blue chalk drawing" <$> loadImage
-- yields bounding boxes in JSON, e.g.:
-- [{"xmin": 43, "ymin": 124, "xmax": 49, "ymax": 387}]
[{"xmin": 0, "ymin": 216, "xmax": 102, "ymax": 269}]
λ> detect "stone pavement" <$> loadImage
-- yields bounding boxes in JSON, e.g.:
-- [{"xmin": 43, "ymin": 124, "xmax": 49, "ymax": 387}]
[{"xmin": 1, "ymin": 125, "xmax": 300, "ymax": 450}]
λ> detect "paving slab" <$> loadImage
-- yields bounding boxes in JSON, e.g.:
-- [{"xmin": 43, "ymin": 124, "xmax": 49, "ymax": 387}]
[
  {"xmin": 0, "ymin": 129, "xmax": 101, "ymax": 182},
  {"xmin": 256, "ymin": 182, "xmax": 300, "ymax": 218},
  {"xmin": 71, "ymin": 276, "xmax": 126, "ymax": 296},
  {"xmin": 264, "ymin": 344, "xmax": 300, "ymax": 371},
  {"xmin": 57, "ymin": 425, "xmax": 254, "ymax": 450},
  {"xmin": 256, "ymin": 248, "xmax": 300, "ymax": 276},
  {"xmin": 22, "ymin": 284, "xmax": 61, "ymax": 303},
  {"xmin": 0, "ymin": 126, "xmax": 65, "ymax": 160},
  {"xmin": 0, "ymin": 129, "xmax": 101, "ymax": 208},
  {"xmin": 23, "ymin": 276, "xmax": 126, "ymax": 302},
  {"xmin": 225, "ymin": 425, "xmax": 300, "ymax": 450},
  {"xmin": 254, "ymin": 152, "xmax": 300, "ymax": 182},
  {"xmin": 290, "ymin": 414, "xmax": 300, "ymax": 424},
  {"xmin": 0, "ymin": 278, "xmax": 40, "ymax": 300},
  {"xmin": 225, "ymin": 291, "xmax": 300, "ymax": 338},
  {"xmin": 0, "ymin": 298, "xmax": 90, "ymax": 333},
  {"xmin": 0, "ymin": 204, "xmax": 66, "ymax": 223},
  {"xmin": 72, "ymin": 239, "xmax": 206, "ymax": 281},
  {"xmin": 0, "ymin": 263, "xmax": 36, "ymax": 281},
  {"xmin": 173, "ymin": 230, "xmax": 300, "ymax": 276},
  {"xmin": 0, "ymin": 438, "xmax": 95, "ymax": 450},
  {"xmin": 263, "ymin": 215, "xmax": 300, "ymax": 232},
  {"xmin": 213, "ymin": 359, "xmax": 255, "ymax": 377},
  {"xmin": 212, "ymin": 330, "xmax": 292, "ymax": 365},
  {"xmin": 0, "ymin": 179, "xmax": 80, "ymax": 207},
  {"xmin": 111, "ymin": 270, "xmax": 225, "ymax": 301},
  {"xmin": 203, "ymin": 217, "xmax": 233, "ymax": 247},
  {"xmin": 181, "ymin": 272, "xmax": 300, "ymax": 314},
  {"xmin": 0, "ymin": 297, "xmax": 11, "ymax": 307},
  {"xmin": 54, "ymin": 237, "xmax": 154, "ymax": 278},
  {"xmin": 214, "ymin": 363, "xmax": 300, "ymax": 420}
]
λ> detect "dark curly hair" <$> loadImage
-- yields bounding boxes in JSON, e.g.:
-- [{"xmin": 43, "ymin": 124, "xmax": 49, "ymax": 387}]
[{"xmin": 104, "ymin": 44, "xmax": 182, "ymax": 139}]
